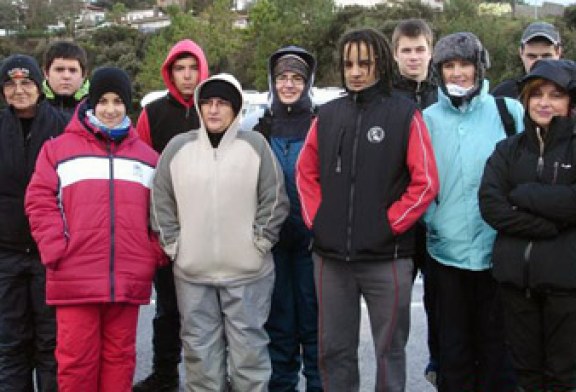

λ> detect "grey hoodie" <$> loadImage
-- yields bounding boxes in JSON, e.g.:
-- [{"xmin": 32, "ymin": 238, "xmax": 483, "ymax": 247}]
[{"xmin": 150, "ymin": 73, "xmax": 289, "ymax": 285}]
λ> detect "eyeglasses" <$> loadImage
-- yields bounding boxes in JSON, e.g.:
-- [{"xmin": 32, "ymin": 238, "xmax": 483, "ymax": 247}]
[
  {"xmin": 275, "ymin": 74, "xmax": 305, "ymax": 86},
  {"xmin": 3, "ymin": 79, "xmax": 37, "ymax": 93},
  {"xmin": 198, "ymin": 97, "xmax": 232, "ymax": 109}
]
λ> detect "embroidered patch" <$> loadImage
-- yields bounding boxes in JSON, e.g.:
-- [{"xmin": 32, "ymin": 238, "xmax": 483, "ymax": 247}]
[
  {"xmin": 7, "ymin": 67, "xmax": 30, "ymax": 79},
  {"xmin": 367, "ymin": 126, "xmax": 385, "ymax": 143}
]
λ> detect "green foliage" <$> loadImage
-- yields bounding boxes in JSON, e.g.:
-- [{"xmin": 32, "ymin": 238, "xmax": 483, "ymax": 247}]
[
  {"xmin": 137, "ymin": 0, "xmax": 241, "ymax": 94},
  {"xmin": 4, "ymin": 0, "xmax": 575, "ymax": 100},
  {"xmin": 243, "ymin": 0, "xmax": 335, "ymax": 90},
  {"xmin": 108, "ymin": 3, "xmax": 128, "ymax": 24},
  {"xmin": 564, "ymin": 5, "xmax": 576, "ymax": 30},
  {"xmin": 77, "ymin": 25, "xmax": 148, "ymax": 95}
]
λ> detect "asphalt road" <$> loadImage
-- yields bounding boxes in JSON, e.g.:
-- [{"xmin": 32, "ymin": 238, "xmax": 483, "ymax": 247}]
[{"xmin": 133, "ymin": 276, "xmax": 436, "ymax": 391}]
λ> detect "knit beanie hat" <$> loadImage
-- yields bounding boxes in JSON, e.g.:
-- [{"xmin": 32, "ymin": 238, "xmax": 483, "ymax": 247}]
[
  {"xmin": 0, "ymin": 54, "xmax": 43, "ymax": 89},
  {"xmin": 274, "ymin": 54, "xmax": 310, "ymax": 81},
  {"xmin": 199, "ymin": 79, "xmax": 242, "ymax": 116},
  {"xmin": 88, "ymin": 67, "xmax": 132, "ymax": 109}
]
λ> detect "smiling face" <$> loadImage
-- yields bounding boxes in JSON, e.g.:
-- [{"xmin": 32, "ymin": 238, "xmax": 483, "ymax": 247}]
[
  {"xmin": 394, "ymin": 35, "xmax": 432, "ymax": 82},
  {"xmin": 275, "ymin": 71, "xmax": 305, "ymax": 105},
  {"xmin": 343, "ymin": 41, "xmax": 378, "ymax": 92},
  {"xmin": 45, "ymin": 58, "xmax": 85, "ymax": 96},
  {"xmin": 94, "ymin": 92, "xmax": 126, "ymax": 128},
  {"xmin": 527, "ymin": 80, "xmax": 570, "ymax": 130},
  {"xmin": 441, "ymin": 59, "xmax": 476, "ymax": 89},
  {"xmin": 3, "ymin": 77, "xmax": 40, "ymax": 118}
]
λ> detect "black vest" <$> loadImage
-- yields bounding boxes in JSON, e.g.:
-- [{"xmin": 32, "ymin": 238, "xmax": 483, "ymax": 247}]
[
  {"xmin": 145, "ymin": 94, "xmax": 199, "ymax": 153},
  {"xmin": 312, "ymin": 85, "xmax": 417, "ymax": 261}
]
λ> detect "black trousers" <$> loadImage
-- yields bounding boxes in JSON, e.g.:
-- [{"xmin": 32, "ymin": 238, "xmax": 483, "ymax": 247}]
[
  {"xmin": 431, "ymin": 259, "xmax": 516, "ymax": 392},
  {"xmin": 151, "ymin": 264, "xmax": 181, "ymax": 372},
  {"xmin": 500, "ymin": 285, "xmax": 576, "ymax": 392},
  {"xmin": 0, "ymin": 249, "xmax": 56, "ymax": 391}
]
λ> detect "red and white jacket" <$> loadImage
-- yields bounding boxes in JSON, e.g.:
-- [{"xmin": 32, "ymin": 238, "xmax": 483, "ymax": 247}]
[{"xmin": 25, "ymin": 103, "xmax": 165, "ymax": 305}]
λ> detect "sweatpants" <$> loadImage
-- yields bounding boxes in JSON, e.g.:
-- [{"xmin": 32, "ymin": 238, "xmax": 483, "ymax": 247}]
[
  {"xmin": 175, "ymin": 270, "xmax": 274, "ymax": 392},
  {"xmin": 500, "ymin": 285, "xmax": 576, "ymax": 391},
  {"xmin": 0, "ymin": 249, "xmax": 56, "ymax": 392},
  {"xmin": 55, "ymin": 303, "xmax": 139, "ymax": 392},
  {"xmin": 313, "ymin": 255, "xmax": 413, "ymax": 392},
  {"xmin": 431, "ymin": 259, "xmax": 515, "ymax": 392}
]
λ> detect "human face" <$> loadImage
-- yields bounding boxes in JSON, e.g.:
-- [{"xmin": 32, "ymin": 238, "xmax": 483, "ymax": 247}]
[
  {"xmin": 199, "ymin": 97, "xmax": 235, "ymax": 134},
  {"xmin": 44, "ymin": 58, "xmax": 85, "ymax": 96},
  {"xmin": 394, "ymin": 35, "xmax": 432, "ymax": 82},
  {"xmin": 519, "ymin": 41, "xmax": 561, "ymax": 73},
  {"xmin": 94, "ymin": 92, "xmax": 126, "ymax": 129},
  {"xmin": 3, "ymin": 78, "xmax": 40, "ymax": 118},
  {"xmin": 170, "ymin": 56, "xmax": 199, "ymax": 100},
  {"xmin": 343, "ymin": 42, "xmax": 378, "ymax": 92},
  {"xmin": 528, "ymin": 81, "xmax": 570, "ymax": 130},
  {"xmin": 441, "ymin": 59, "xmax": 476, "ymax": 89},
  {"xmin": 275, "ymin": 71, "xmax": 305, "ymax": 105}
]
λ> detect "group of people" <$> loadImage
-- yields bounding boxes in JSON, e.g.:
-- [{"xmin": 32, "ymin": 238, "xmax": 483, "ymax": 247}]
[{"xmin": 1, "ymin": 16, "xmax": 576, "ymax": 392}]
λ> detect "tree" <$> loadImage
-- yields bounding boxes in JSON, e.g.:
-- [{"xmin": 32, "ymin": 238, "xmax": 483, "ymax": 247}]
[
  {"xmin": 242, "ymin": 0, "xmax": 335, "ymax": 89},
  {"xmin": 137, "ymin": 0, "xmax": 241, "ymax": 94},
  {"xmin": 108, "ymin": 3, "xmax": 128, "ymax": 24}
]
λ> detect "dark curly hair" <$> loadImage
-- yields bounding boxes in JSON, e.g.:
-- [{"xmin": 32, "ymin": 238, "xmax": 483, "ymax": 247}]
[{"xmin": 338, "ymin": 27, "xmax": 395, "ymax": 94}]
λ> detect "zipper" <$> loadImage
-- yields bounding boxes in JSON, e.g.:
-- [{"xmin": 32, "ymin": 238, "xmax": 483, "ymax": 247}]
[
  {"xmin": 535, "ymin": 126, "xmax": 545, "ymax": 180},
  {"xmin": 107, "ymin": 141, "xmax": 116, "ymax": 302},
  {"xmin": 523, "ymin": 241, "xmax": 533, "ymax": 298},
  {"xmin": 552, "ymin": 161, "xmax": 559, "ymax": 184},
  {"xmin": 345, "ymin": 109, "xmax": 363, "ymax": 260},
  {"xmin": 335, "ymin": 127, "xmax": 345, "ymax": 173}
]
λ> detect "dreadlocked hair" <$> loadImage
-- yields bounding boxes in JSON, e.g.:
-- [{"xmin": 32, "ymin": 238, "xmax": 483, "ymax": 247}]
[{"xmin": 338, "ymin": 27, "xmax": 395, "ymax": 94}]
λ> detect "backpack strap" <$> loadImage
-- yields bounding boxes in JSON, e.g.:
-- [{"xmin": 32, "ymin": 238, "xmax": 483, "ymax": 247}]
[{"xmin": 495, "ymin": 97, "xmax": 516, "ymax": 137}]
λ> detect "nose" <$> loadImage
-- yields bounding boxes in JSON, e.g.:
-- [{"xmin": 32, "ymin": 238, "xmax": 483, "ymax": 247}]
[
  {"xmin": 452, "ymin": 64, "xmax": 463, "ymax": 76},
  {"xmin": 207, "ymin": 101, "xmax": 220, "ymax": 112},
  {"xmin": 350, "ymin": 63, "xmax": 362, "ymax": 77},
  {"xmin": 537, "ymin": 95, "xmax": 551, "ymax": 107}
]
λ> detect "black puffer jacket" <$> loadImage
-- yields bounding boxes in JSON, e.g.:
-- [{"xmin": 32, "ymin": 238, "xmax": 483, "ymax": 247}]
[
  {"xmin": 0, "ymin": 101, "xmax": 66, "ymax": 252},
  {"xmin": 479, "ymin": 116, "xmax": 576, "ymax": 291}
]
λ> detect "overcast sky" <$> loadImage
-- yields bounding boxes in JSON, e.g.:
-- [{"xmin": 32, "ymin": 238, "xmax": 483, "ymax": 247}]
[{"xmin": 538, "ymin": 0, "xmax": 576, "ymax": 5}]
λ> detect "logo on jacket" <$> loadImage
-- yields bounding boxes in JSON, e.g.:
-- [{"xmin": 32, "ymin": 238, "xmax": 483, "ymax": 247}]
[
  {"xmin": 133, "ymin": 164, "xmax": 143, "ymax": 180},
  {"xmin": 367, "ymin": 127, "xmax": 385, "ymax": 143}
]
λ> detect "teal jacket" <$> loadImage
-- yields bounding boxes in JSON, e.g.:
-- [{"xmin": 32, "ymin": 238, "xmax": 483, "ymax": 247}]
[{"xmin": 423, "ymin": 80, "xmax": 524, "ymax": 271}]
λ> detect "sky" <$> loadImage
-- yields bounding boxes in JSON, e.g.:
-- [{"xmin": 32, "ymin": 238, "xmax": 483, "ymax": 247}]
[{"xmin": 538, "ymin": 0, "xmax": 576, "ymax": 5}]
